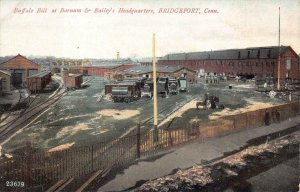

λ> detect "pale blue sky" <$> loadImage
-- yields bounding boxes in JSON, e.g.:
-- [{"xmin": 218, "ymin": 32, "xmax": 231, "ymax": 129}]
[{"xmin": 0, "ymin": 0, "xmax": 299, "ymax": 59}]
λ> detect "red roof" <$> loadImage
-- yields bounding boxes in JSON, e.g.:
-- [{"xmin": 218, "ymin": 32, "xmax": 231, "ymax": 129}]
[{"xmin": 0, "ymin": 54, "xmax": 40, "ymax": 69}]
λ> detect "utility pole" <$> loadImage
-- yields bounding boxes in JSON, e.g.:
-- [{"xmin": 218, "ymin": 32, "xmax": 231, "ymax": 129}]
[
  {"xmin": 152, "ymin": 33, "xmax": 159, "ymax": 142},
  {"xmin": 277, "ymin": 7, "xmax": 281, "ymax": 90}
]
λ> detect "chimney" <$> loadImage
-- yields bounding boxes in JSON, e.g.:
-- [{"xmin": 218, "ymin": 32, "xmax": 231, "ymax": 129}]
[{"xmin": 62, "ymin": 69, "xmax": 69, "ymax": 77}]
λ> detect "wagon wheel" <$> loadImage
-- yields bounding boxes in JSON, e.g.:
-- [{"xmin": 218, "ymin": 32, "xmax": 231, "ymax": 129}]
[{"xmin": 124, "ymin": 98, "xmax": 130, "ymax": 103}]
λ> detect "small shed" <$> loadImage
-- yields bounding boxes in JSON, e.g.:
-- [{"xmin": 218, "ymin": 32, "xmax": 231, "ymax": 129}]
[
  {"xmin": 63, "ymin": 71, "xmax": 83, "ymax": 88},
  {"xmin": 0, "ymin": 70, "xmax": 11, "ymax": 92},
  {"xmin": 27, "ymin": 71, "xmax": 51, "ymax": 92}
]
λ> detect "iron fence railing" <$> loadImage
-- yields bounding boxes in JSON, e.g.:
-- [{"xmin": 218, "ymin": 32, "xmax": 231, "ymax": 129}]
[{"xmin": 0, "ymin": 101, "xmax": 299, "ymax": 189}]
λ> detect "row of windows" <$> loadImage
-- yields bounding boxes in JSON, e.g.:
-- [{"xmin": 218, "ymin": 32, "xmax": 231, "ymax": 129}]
[
  {"xmin": 238, "ymin": 50, "xmax": 272, "ymax": 59},
  {"xmin": 218, "ymin": 72, "xmax": 275, "ymax": 76},
  {"xmin": 182, "ymin": 61, "xmax": 276, "ymax": 67},
  {"xmin": 170, "ymin": 60, "xmax": 276, "ymax": 65},
  {"xmin": 226, "ymin": 61, "xmax": 275, "ymax": 67}
]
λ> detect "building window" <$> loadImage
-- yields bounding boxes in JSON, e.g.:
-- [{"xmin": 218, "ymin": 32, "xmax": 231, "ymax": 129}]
[
  {"xmin": 271, "ymin": 61, "xmax": 275, "ymax": 66},
  {"xmin": 286, "ymin": 59, "xmax": 291, "ymax": 70},
  {"xmin": 257, "ymin": 50, "xmax": 260, "ymax": 58},
  {"xmin": 267, "ymin": 50, "xmax": 271, "ymax": 58},
  {"xmin": 238, "ymin": 51, "xmax": 241, "ymax": 59}
]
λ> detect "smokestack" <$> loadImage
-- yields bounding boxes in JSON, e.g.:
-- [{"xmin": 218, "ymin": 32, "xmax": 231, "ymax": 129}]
[{"xmin": 62, "ymin": 69, "xmax": 69, "ymax": 77}]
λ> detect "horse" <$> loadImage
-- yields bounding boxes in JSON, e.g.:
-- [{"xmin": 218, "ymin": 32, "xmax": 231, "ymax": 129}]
[
  {"xmin": 196, "ymin": 101, "xmax": 205, "ymax": 109},
  {"xmin": 196, "ymin": 96, "xmax": 222, "ymax": 110},
  {"xmin": 196, "ymin": 99, "xmax": 211, "ymax": 110}
]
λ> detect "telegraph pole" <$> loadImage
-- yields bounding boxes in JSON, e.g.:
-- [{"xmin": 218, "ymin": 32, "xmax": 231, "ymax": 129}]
[
  {"xmin": 152, "ymin": 33, "xmax": 159, "ymax": 142},
  {"xmin": 277, "ymin": 7, "xmax": 281, "ymax": 90}
]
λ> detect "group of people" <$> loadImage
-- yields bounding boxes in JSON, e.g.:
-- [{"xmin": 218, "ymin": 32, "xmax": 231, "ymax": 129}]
[{"xmin": 264, "ymin": 109, "xmax": 281, "ymax": 126}]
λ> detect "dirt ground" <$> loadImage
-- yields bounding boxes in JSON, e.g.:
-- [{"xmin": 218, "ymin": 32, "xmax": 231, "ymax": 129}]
[
  {"xmin": 1, "ymin": 77, "xmax": 286, "ymax": 153},
  {"xmin": 48, "ymin": 142, "xmax": 75, "ymax": 152},
  {"xmin": 97, "ymin": 109, "xmax": 140, "ymax": 120},
  {"xmin": 209, "ymin": 99, "xmax": 275, "ymax": 120}
]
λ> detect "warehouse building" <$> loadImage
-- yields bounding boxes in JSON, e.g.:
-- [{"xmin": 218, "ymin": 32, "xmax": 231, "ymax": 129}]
[
  {"xmin": 136, "ymin": 57, "xmax": 161, "ymax": 66},
  {"xmin": 158, "ymin": 46, "xmax": 300, "ymax": 81},
  {"xmin": 113, "ymin": 65, "xmax": 196, "ymax": 82},
  {"xmin": 0, "ymin": 70, "xmax": 11, "ymax": 93},
  {"xmin": 27, "ymin": 71, "xmax": 51, "ymax": 92},
  {"xmin": 68, "ymin": 58, "xmax": 135, "ymax": 77},
  {"xmin": 0, "ymin": 54, "xmax": 41, "ymax": 87},
  {"xmin": 69, "ymin": 64, "xmax": 135, "ymax": 77}
]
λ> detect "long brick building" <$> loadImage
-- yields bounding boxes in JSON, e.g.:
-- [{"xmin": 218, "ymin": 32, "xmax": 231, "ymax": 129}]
[
  {"xmin": 158, "ymin": 46, "xmax": 300, "ymax": 80},
  {"xmin": 69, "ymin": 64, "xmax": 135, "ymax": 77}
]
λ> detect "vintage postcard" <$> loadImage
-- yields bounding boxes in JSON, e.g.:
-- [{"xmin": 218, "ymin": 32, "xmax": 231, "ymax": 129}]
[{"xmin": 0, "ymin": 0, "xmax": 299, "ymax": 191}]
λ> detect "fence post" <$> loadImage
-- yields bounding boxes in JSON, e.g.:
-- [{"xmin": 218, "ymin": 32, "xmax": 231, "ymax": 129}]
[
  {"xmin": 247, "ymin": 113, "xmax": 249, "ymax": 129},
  {"xmin": 233, "ymin": 117, "xmax": 236, "ymax": 131},
  {"xmin": 196, "ymin": 122, "xmax": 200, "ymax": 138},
  {"xmin": 91, "ymin": 144, "xmax": 94, "ymax": 171},
  {"xmin": 168, "ymin": 129, "xmax": 173, "ymax": 147},
  {"xmin": 25, "ymin": 141, "xmax": 32, "ymax": 187},
  {"xmin": 136, "ymin": 123, "xmax": 141, "ymax": 158}
]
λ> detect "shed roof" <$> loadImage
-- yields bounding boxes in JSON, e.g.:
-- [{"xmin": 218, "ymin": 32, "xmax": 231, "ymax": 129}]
[
  {"xmin": 90, "ymin": 59, "xmax": 133, "ymax": 66},
  {"xmin": 135, "ymin": 57, "xmax": 161, "ymax": 63},
  {"xmin": 0, "ymin": 69, "xmax": 11, "ymax": 76},
  {"xmin": 120, "ymin": 65, "xmax": 187, "ymax": 74},
  {"xmin": 68, "ymin": 73, "xmax": 82, "ymax": 77},
  {"xmin": 71, "ymin": 64, "xmax": 134, "ymax": 70},
  {"xmin": 160, "ymin": 46, "xmax": 290, "ymax": 61},
  {"xmin": 28, "ymin": 71, "xmax": 51, "ymax": 78}
]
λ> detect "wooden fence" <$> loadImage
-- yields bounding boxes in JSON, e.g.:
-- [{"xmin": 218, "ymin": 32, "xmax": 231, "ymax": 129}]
[{"xmin": 0, "ymin": 101, "xmax": 299, "ymax": 189}]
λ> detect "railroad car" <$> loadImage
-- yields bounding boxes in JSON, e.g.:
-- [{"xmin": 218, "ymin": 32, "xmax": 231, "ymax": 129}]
[
  {"xmin": 168, "ymin": 77, "xmax": 179, "ymax": 95},
  {"xmin": 178, "ymin": 77, "xmax": 187, "ymax": 92},
  {"xmin": 157, "ymin": 77, "xmax": 169, "ymax": 97},
  {"xmin": 141, "ymin": 79, "xmax": 153, "ymax": 98}
]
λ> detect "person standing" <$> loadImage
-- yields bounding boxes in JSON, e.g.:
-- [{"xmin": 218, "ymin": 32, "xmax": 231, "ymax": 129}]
[
  {"xmin": 275, "ymin": 110, "xmax": 281, "ymax": 123},
  {"xmin": 271, "ymin": 109, "xmax": 277, "ymax": 123},
  {"xmin": 264, "ymin": 110, "xmax": 270, "ymax": 126}
]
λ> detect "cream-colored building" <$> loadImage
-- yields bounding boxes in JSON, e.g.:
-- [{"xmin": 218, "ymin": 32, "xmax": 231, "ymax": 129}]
[{"xmin": 113, "ymin": 65, "xmax": 197, "ymax": 82}]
